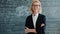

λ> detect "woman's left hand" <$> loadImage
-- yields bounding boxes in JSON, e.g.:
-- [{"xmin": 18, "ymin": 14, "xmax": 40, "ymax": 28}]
[{"xmin": 41, "ymin": 23, "xmax": 45, "ymax": 27}]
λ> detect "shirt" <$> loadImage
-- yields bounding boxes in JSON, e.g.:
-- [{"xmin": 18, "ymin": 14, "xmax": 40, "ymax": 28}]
[{"xmin": 32, "ymin": 13, "xmax": 39, "ymax": 28}]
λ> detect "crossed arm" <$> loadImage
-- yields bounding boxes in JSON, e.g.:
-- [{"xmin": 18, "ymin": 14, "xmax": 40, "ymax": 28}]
[
  {"xmin": 24, "ymin": 23, "xmax": 45, "ymax": 34},
  {"xmin": 24, "ymin": 27, "xmax": 36, "ymax": 34}
]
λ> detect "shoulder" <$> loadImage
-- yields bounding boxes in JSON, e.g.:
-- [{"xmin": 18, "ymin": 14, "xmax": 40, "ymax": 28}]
[{"xmin": 26, "ymin": 14, "xmax": 32, "ymax": 19}]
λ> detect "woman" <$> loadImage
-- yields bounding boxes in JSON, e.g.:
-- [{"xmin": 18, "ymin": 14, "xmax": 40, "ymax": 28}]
[{"xmin": 24, "ymin": 0, "xmax": 46, "ymax": 34}]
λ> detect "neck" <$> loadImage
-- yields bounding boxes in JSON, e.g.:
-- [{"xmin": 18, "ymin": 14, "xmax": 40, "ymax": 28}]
[{"xmin": 33, "ymin": 13, "xmax": 38, "ymax": 16}]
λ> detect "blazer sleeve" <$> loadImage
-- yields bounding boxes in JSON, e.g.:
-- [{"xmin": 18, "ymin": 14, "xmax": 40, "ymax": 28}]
[
  {"xmin": 42, "ymin": 15, "xmax": 46, "ymax": 27},
  {"xmin": 25, "ymin": 17, "xmax": 28, "ymax": 27}
]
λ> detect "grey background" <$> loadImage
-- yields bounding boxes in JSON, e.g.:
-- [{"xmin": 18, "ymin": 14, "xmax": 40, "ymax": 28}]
[{"xmin": 0, "ymin": 0, "xmax": 60, "ymax": 34}]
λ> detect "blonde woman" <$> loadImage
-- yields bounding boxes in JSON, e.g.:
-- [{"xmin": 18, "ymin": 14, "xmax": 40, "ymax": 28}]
[{"xmin": 24, "ymin": 0, "xmax": 46, "ymax": 34}]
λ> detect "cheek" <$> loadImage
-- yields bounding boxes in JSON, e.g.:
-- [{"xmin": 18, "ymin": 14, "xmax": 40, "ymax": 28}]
[
  {"xmin": 38, "ymin": 7, "xmax": 40, "ymax": 10},
  {"xmin": 37, "ymin": 8, "xmax": 40, "ymax": 11},
  {"xmin": 32, "ymin": 7, "xmax": 35, "ymax": 10}
]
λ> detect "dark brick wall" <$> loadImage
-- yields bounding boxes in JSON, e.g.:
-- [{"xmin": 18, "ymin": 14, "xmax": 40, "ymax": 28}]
[{"xmin": 0, "ymin": 0, "xmax": 60, "ymax": 34}]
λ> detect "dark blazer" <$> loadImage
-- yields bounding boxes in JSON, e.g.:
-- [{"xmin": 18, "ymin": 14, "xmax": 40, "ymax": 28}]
[{"xmin": 25, "ymin": 14, "xmax": 46, "ymax": 34}]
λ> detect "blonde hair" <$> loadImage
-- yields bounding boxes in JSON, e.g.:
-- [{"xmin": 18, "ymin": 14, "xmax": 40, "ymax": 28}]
[{"xmin": 30, "ymin": 0, "xmax": 42, "ymax": 14}]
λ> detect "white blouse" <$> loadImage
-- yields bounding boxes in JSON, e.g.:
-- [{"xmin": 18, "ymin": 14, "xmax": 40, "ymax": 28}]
[{"xmin": 32, "ymin": 13, "xmax": 39, "ymax": 28}]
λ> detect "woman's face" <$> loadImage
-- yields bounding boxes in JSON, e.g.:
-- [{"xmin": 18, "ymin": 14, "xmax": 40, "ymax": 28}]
[{"xmin": 32, "ymin": 2, "xmax": 40, "ymax": 14}]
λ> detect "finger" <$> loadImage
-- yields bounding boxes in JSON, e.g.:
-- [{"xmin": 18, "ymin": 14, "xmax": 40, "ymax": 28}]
[
  {"xmin": 24, "ymin": 29, "xmax": 29, "ymax": 34},
  {"xmin": 41, "ymin": 23, "xmax": 45, "ymax": 26},
  {"xmin": 25, "ymin": 27, "xmax": 29, "ymax": 29},
  {"xmin": 42, "ymin": 24, "xmax": 45, "ymax": 26},
  {"xmin": 41, "ymin": 24, "xmax": 45, "ymax": 27},
  {"xmin": 25, "ymin": 29, "xmax": 28, "ymax": 32}
]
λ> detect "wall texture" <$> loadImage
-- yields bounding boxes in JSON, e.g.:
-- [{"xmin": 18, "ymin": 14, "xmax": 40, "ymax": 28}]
[{"xmin": 0, "ymin": 0, "xmax": 60, "ymax": 34}]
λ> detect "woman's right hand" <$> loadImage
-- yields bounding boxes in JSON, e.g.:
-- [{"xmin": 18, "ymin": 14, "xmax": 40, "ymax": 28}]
[
  {"xmin": 24, "ymin": 27, "xmax": 37, "ymax": 34},
  {"xmin": 24, "ymin": 27, "xmax": 30, "ymax": 34}
]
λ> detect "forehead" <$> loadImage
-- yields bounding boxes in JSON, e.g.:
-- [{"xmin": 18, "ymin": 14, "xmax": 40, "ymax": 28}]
[{"xmin": 32, "ymin": 1, "xmax": 40, "ymax": 5}]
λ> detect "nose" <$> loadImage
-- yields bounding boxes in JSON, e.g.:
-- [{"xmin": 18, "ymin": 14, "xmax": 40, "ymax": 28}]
[{"xmin": 34, "ymin": 6, "xmax": 38, "ymax": 9}]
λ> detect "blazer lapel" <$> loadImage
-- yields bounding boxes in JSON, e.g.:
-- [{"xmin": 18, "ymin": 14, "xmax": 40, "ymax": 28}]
[
  {"xmin": 36, "ymin": 14, "xmax": 40, "ymax": 24},
  {"xmin": 31, "ymin": 15, "xmax": 34, "ymax": 28},
  {"xmin": 36, "ymin": 14, "xmax": 41, "ymax": 27}
]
